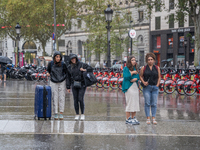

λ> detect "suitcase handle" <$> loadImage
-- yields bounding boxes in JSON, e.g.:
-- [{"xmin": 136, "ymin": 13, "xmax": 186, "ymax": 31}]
[{"xmin": 43, "ymin": 85, "xmax": 48, "ymax": 118}]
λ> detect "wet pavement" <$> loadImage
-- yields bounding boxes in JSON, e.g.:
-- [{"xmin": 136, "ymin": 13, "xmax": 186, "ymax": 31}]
[{"xmin": 0, "ymin": 80, "xmax": 200, "ymax": 149}]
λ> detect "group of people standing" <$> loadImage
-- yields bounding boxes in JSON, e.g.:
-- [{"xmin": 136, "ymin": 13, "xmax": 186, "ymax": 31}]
[
  {"xmin": 47, "ymin": 51, "xmax": 93, "ymax": 121},
  {"xmin": 47, "ymin": 51, "xmax": 160, "ymax": 125},
  {"xmin": 122, "ymin": 52, "xmax": 161, "ymax": 125}
]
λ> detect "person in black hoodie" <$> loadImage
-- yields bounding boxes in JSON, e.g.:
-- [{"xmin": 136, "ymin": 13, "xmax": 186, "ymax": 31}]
[
  {"xmin": 47, "ymin": 51, "xmax": 68, "ymax": 120},
  {"xmin": 66, "ymin": 53, "xmax": 93, "ymax": 121}
]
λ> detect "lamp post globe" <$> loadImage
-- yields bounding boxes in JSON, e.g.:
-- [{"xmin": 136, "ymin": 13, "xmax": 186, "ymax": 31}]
[
  {"xmin": 15, "ymin": 23, "xmax": 21, "ymax": 35},
  {"xmin": 104, "ymin": 5, "xmax": 113, "ymax": 22},
  {"xmin": 104, "ymin": 5, "xmax": 113, "ymax": 68}
]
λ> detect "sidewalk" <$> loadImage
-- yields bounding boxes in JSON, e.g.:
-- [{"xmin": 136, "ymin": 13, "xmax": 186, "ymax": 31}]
[{"xmin": 1, "ymin": 120, "xmax": 200, "ymax": 137}]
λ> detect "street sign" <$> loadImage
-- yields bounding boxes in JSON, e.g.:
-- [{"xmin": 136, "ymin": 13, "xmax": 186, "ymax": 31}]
[
  {"xmin": 52, "ymin": 33, "xmax": 55, "ymax": 40},
  {"xmin": 128, "ymin": 29, "xmax": 136, "ymax": 39}
]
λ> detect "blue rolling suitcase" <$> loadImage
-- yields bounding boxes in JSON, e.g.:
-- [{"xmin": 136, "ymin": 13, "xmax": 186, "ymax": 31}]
[{"xmin": 34, "ymin": 85, "xmax": 52, "ymax": 120}]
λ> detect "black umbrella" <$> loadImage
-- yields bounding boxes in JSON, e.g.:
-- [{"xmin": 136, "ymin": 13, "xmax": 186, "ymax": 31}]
[{"xmin": 0, "ymin": 56, "xmax": 12, "ymax": 64}]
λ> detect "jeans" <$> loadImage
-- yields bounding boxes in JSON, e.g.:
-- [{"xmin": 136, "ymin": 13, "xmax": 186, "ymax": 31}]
[
  {"xmin": 72, "ymin": 85, "xmax": 86, "ymax": 114},
  {"xmin": 143, "ymin": 85, "xmax": 159, "ymax": 117}
]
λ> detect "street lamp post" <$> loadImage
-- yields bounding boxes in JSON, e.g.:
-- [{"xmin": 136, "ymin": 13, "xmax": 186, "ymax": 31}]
[
  {"xmin": 66, "ymin": 45, "xmax": 69, "ymax": 56},
  {"xmin": 53, "ymin": 0, "xmax": 56, "ymax": 52},
  {"xmin": 104, "ymin": 5, "xmax": 113, "ymax": 68},
  {"xmin": 15, "ymin": 23, "xmax": 21, "ymax": 67},
  {"xmin": 184, "ymin": 37, "xmax": 187, "ymax": 70}
]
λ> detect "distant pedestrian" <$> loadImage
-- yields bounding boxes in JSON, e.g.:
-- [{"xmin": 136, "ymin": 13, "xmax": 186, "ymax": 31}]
[
  {"xmin": 139, "ymin": 52, "xmax": 161, "ymax": 125},
  {"xmin": 122, "ymin": 56, "xmax": 140, "ymax": 125},
  {"xmin": 46, "ymin": 51, "xmax": 68, "ymax": 120},
  {"xmin": 0, "ymin": 63, "xmax": 6, "ymax": 82},
  {"xmin": 66, "ymin": 53, "xmax": 93, "ymax": 121},
  {"xmin": 95, "ymin": 62, "xmax": 100, "ymax": 68}
]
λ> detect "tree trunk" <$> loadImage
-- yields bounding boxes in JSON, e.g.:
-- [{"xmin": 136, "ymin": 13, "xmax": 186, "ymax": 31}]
[
  {"xmin": 42, "ymin": 43, "xmax": 46, "ymax": 56},
  {"xmin": 194, "ymin": 14, "xmax": 200, "ymax": 66}
]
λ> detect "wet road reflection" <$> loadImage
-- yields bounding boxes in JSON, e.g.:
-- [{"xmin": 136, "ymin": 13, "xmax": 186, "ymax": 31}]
[
  {"xmin": 0, "ymin": 134, "xmax": 200, "ymax": 149},
  {"xmin": 0, "ymin": 80, "xmax": 199, "ymax": 121}
]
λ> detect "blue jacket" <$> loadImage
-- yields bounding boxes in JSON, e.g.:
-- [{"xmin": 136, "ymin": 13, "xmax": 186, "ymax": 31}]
[{"xmin": 122, "ymin": 66, "xmax": 139, "ymax": 93}]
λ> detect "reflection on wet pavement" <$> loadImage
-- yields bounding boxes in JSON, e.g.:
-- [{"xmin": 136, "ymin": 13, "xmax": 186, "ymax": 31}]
[
  {"xmin": 0, "ymin": 134, "xmax": 200, "ymax": 150},
  {"xmin": 0, "ymin": 80, "xmax": 199, "ymax": 121}
]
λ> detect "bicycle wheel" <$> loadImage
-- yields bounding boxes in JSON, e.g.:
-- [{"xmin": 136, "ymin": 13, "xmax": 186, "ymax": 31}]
[
  {"xmin": 96, "ymin": 76, "xmax": 103, "ymax": 88},
  {"xmin": 176, "ymin": 79, "xmax": 186, "ymax": 95},
  {"xmin": 183, "ymin": 80, "xmax": 197, "ymax": 96},
  {"xmin": 31, "ymin": 73, "xmax": 38, "ymax": 81},
  {"xmin": 138, "ymin": 80, "xmax": 143, "ymax": 91},
  {"xmin": 159, "ymin": 79, "xmax": 164, "ymax": 93},
  {"xmin": 102, "ymin": 77, "xmax": 110, "ymax": 89},
  {"xmin": 117, "ymin": 78, "xmax": 123, "ymax": 90},
  {"xmin": 109, "ymin": 77, "xmax": 118, "ymax": 89},
  {"xmin": 163, "ymin": 79, "xmax": 176, "ymax": 94}
]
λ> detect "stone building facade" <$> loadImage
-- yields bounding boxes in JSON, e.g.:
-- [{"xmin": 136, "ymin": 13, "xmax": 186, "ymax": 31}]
[{"xmin": 64, "ymin": 2, "xmax": 150, "ymax": 67}]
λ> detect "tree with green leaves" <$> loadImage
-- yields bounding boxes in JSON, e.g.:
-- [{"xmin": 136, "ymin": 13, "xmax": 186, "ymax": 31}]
[
  {"xmin": 135, "ymin": 0, "xmax": 200, "ymax": 66},
  {"xmin": 0, "ymin": 0, "xmax": 76, "ymax": 56},
  {"xmin": 80, "ymin": 0, "xmax": 133, "ymax": 63}
]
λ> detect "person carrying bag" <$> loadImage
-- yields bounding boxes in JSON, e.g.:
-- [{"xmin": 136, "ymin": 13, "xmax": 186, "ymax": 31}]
[{"xmin": 66, "ymin": 53, "xmax": 93, "ymax": 121}]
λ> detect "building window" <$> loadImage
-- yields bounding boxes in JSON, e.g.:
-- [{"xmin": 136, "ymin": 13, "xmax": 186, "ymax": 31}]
[
  {"xmin": 153, "ymin": 35, "xmax": 161, "ymax": 50},
  {"xmin": 138, "ymin": 11, "xmax": 144, "ymax": 22},
  {"xmin": 5, "ymin": 41, "xmax": 7, "ymax": 48},
  {"xmin": 155, "ymin": 17, "xmax": 161, "ymax": 30},
  {"xmin": 179, "ymin": 33, "xmax": 184, "ymax": 48},
  {"xmin": 125, "ymin": 1, "xmax": 128, "ymax": 5},
  {"xmin": 77, "ymin": 20, "xmax": 81, "ymax": 29},
  {"xmin": 169, "ymin": 14, "xmax": 174, "ymax": 28},
  {"xmin": 131, "ymin": 0, "xmax": 134, "ymax": 3},
  {"xmin": 167, "ymin": 34, "xmax": 173, "ymax": 49},
  {"xmin": 189, "ymin": 15, "xmax": 194, "ymax": 26},
  {"xmin": 178, "ymin": 12, "xmax": 184, "ymax": 27},
  {"xmin": 119, "ymin": 1, "xmax": 122, "ymax": 5},
  {"xmin": 78, "ymin": 40, "xmax": 82, "ymax": 56},
  {"xmin": 58, "ymin": 40, "xmax": 65, "ymax": 47},
  {"xmin": 155, "ymin": 0, "xmax": 161, "ymax": 12},
  {"xmin": 169, "ymin": 0, "xmax": 174, "ymax": 10}
]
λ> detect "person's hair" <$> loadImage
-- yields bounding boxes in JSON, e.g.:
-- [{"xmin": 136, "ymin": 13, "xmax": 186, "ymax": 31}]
[
  {"xmin": 145, "ymin": 52, "xmax": 156, "ymax": 63},
  {"xmin": 126, "ymin": 56, "xmax": 138, "ymax": 71},
  {"xmin": 54, "ymin": 55, "xmax": 61, "ymax": 66}
]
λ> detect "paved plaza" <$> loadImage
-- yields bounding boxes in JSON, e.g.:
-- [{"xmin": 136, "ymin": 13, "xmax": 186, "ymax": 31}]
[{"xmin": 0, "ymin": 80, "xmax": 200, "ymax": 149}]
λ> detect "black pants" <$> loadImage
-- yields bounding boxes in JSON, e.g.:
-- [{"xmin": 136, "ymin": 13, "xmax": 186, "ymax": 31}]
[{"xmin": 72, "ymin": 85, "xmax": 86, "ymax": 114}]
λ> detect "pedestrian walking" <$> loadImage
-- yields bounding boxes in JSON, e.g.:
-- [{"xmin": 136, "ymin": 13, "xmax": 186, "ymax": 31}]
[
  {"xmin": 139, "ymin": 52, "xmax": 161, "ymax": 125},
  {"xmin": 95, "ymin": 62, "xmax": 100, "ymax": 68},
  {"xmin": 46, "ymin": 51, "xmax": 68, "ymax": 120},
  {"xmin": 122, "ymin": 56, "xmax": 140, "ymax": 125},
  {"xmin": 66, "ymin": 53, "xmax": 93, "ymax": 121},
  {"xmin": 0, "ymin": 63, "xmax": 6, "ymax": 82}
]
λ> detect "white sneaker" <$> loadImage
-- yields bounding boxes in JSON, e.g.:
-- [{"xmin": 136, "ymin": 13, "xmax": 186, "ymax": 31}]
[
  {"xmin": 80, "ymin": 115, "xmax": 85, "ymax": 121},
  {"xmin": 75, "ymin": 115, "xmax": 79, "ymax": 120}
]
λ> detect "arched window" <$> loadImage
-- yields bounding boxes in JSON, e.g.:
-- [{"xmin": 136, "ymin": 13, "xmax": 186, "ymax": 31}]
[
  {"xmin": 22, "ymin": 41, "xmax": 37, "ymax": 50},
  {"xmin": 78, "ymin": 40, "xmax": 82, "ymax": 56}
]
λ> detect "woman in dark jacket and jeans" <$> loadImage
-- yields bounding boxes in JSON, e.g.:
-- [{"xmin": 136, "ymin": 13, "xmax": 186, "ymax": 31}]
[
  {"xmin": 66, "ymin": 53, "xmax": 93, "ymax": 121},
  {"xmin": 47, "ymin": 51, "xmax": 68, "ymax": 120}
]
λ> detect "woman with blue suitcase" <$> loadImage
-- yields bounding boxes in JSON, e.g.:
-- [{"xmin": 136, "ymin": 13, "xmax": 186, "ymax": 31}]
[{"xmin": 46, "ymin": 51, "xmax": 68, "ymax": 120}]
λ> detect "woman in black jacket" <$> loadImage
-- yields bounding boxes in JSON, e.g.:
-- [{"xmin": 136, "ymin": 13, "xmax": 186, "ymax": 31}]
[
  {"xmin": 46, "ymin": 51, "xmax": 68, "ymax": 120},
  {"xmin": 66, "ymin": 53, "xmax": 93, "ymax": 121}
]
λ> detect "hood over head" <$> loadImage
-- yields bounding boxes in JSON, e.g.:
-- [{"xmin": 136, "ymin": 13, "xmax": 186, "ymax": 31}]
[
  {"xmin": 53, "ymin": 51, "xmax": 62, "ymax": 61},
  {"xmin": 69, "ymin": 53, "xmax": 78, "ymax": 64}
]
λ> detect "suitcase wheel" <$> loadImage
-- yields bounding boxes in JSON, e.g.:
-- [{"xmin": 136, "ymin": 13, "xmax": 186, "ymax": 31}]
[
  {"xmin": 38, "ymin": 118, "xmax": 40, "ymax": 120},
  {"xmin": 44, "ymin": 118, "xmax": 47, "ymax": 120},
  {"xmin": 49, "ymin": 118, "xmax": 51, "ymax": 120}
]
